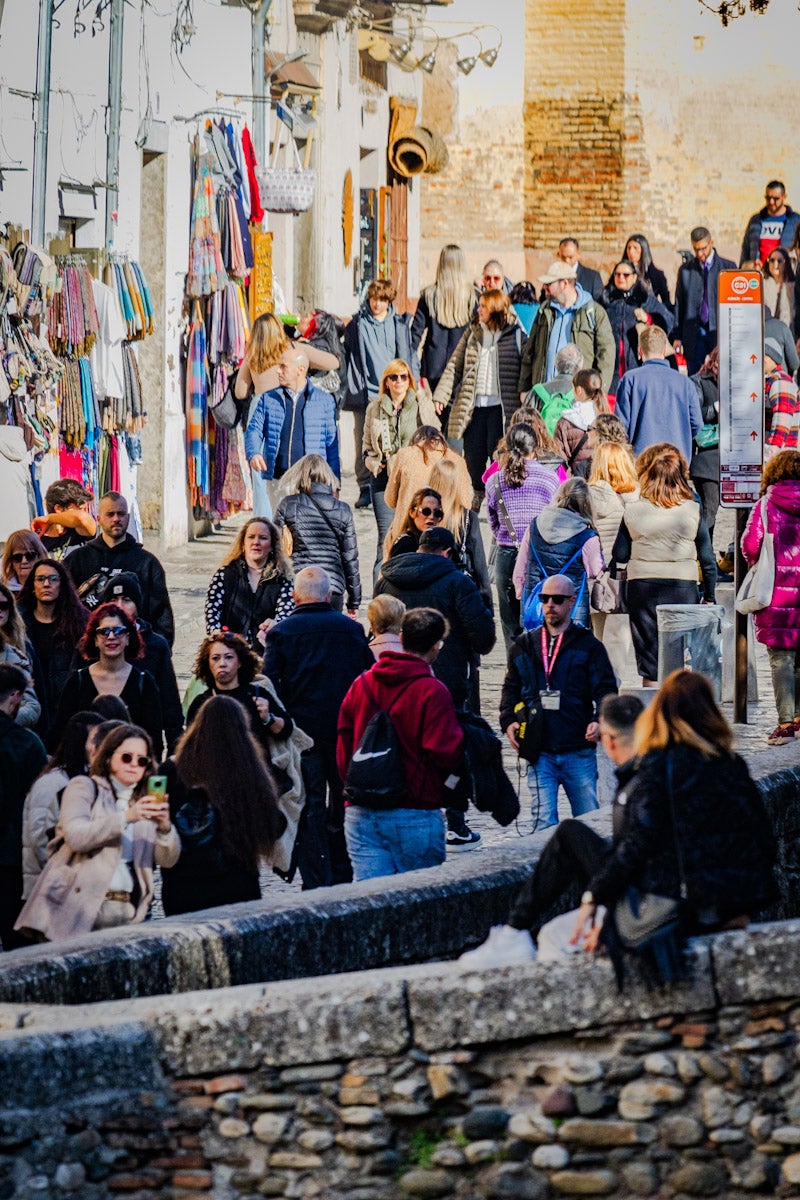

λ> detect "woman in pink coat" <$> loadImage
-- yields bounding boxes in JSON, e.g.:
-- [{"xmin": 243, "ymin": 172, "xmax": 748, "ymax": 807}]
[{"xmin": 741, "ymin": 450, "xmax": 800, "ymax": 746}]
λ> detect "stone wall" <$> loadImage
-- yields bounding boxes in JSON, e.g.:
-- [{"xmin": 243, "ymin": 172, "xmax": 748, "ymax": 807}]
[{"xmin": 6, "ymin": 923, "xmax": 800, "ymax": 1197}]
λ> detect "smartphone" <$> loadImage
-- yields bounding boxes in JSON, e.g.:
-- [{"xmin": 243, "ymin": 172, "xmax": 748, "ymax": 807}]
[{"xmin": 146, "ymin": 775, "xmax": 168, "ymax": 797}]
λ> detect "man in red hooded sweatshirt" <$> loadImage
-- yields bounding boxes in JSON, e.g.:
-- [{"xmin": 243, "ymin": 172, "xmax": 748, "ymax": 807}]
[{"xmin": 337, "ymin": 607, "xmax": 464, "ymax": 881}]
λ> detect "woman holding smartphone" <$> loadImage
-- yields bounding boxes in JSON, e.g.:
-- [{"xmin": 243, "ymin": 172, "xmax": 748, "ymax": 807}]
[{"xmin": 15, "ymin": 723, "xmax": 180, "ymax": 941}]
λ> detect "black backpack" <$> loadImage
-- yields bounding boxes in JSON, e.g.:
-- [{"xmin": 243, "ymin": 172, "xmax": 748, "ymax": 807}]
[{"xmin": 344, "ymin": 677, "xmax": 416, "ymax": 810}]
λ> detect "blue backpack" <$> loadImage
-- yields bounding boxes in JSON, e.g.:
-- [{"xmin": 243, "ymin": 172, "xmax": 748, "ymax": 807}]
[{"xmin": 521, "ymin": 541, "xmax": 588, "ymax": 631}]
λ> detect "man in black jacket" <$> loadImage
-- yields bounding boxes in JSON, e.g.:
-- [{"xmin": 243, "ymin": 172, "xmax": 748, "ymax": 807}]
[
  {"xmin": 0, "ymin": 664, "xmax": 47, "ymax": 949},
  {"xmin": 674, "ymin": 227, "xmax": 736, "ymax": 374},
  {"xmin": 98, "ymin": 573, "xmax": 183, "ymax": 754},
  {"xmin": 500, "ymin": 574, "xmax": 616, "ymax": 832},
  {"xmin": 263, "ymin": 566, "xmax": 373, "ymax": 889},
  {"xmin": 374, "ymin": 527, "xmax": 496, "ymax": 711},
  {"xmin": 66, "ymin": 492, "xmax": 175, "ymax": 646}
]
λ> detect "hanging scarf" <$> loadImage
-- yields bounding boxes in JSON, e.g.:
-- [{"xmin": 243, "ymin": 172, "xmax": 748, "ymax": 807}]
[
  {"xmin": 186, "ymin": 310, "xmax": 210, "ymax": 502},
  {"xmin": 378, "ymin": 391, "xmax": 422, "ymax": 459}
]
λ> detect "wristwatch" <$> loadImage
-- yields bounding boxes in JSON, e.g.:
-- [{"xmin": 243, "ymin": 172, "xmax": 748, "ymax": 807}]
[
  {"xmin": 263, "ymin": 711, "xmax": 276, "ymax": 728},
  {"xmin": 581, "ymin": 891, "xmax": 595, "ymax": 906}
]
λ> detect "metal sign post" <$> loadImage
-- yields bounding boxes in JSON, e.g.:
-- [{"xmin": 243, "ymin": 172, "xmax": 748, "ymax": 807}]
[{"xmin": 718, "ymin": 269, "xmax": 764, "ymax": 724}]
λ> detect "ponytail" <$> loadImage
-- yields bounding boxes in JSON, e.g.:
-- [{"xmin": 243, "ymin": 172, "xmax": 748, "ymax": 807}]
[{"xmin": 573, "ymin": 369, "xmax": 609, "ymax": 416}]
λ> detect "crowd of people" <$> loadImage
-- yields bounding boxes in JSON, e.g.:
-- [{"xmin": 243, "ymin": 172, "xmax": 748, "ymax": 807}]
[{"xmin": 0, "ymin": 186, "xmax": 796, "ymax": 985}]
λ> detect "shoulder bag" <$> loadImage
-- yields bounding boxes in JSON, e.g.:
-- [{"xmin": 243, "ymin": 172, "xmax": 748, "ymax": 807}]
[
  {"xmin": 492, "ymin": 473, "xmax": 518, "ymax": 546},
  {"xmin": 512, "ymin": 649, "xmax": 544, "ymax": 765},
  {"xmin": 591, "ymin": 569, "xmax": 627, "ymax": 615},
  {"xmin": 613, "ymin": 758, "xmax": 687, "ymax": 972},
  {"xmin": 735, "ymin": 496, "xmax": 775, "ymax": 614}
]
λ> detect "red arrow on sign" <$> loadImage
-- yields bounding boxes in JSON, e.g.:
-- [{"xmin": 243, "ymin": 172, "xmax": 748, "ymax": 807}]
[
  {"xmin": 750, "ymin": 431, "xmax": 759, "ymax": 440},
  {"xmin": 750, "ymin": 392, "xmax": 758, "ymax": 400},
  {"xmin": 750, "ymin": 354, "xmax": 758, "ymax": 363}
]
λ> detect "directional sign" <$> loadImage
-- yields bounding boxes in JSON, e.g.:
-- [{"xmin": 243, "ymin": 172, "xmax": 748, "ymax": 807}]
[{"xmin": 718, "ymin": 270, "xmax": 763, "ymax": 507}]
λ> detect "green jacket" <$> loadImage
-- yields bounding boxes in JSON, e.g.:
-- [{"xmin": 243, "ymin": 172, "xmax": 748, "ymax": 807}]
[{"xmin": 518, "ymin": 298, "xmax": 615, "ymax": 394}]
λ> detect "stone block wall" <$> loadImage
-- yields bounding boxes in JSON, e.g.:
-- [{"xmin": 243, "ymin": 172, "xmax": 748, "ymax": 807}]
[{"xmin": 7, "ymin": 924, "xmax": 800, "ymax": 1197}]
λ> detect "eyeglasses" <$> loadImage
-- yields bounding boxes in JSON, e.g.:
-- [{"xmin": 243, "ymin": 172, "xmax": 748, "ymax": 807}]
[
  {"xmin": 484, "ymin": 275, "xmax": 503, "ymax": 283},
  {"xmin": 386, "ymin": 373, "xmax": 409, "ymax": 382},
  {"xmin": 96, "ymin": 626, "xmax": 128, "ymax": 639},
  {"xmin": 211, "ymin": 629, "xmax": 238, "ymax": 643},
  {"xmin": 119, "ymin": 753, "xmax": 150, "ymax": 767},
  {"xmin": 0, "ymin": 602, "xmax": 10, "ymax": 613},
  {"xmin": 541, "ymin": 594, "xmax": 571, "ymax": 605},
  {"xmin": 34, "ymin": 575, "xmax": 60, "ymax": 585},
  {"xmin": 417, "ymin": 506, "xmax": 443, "ymax": 518},
  {"xmin": 10, "ymin": 552, "xmax": 37, "ymax": 564},
  {"xmin": 767, "ymin": 257, "xmax": 785, "ymax": 265},
  {"xmin": 614, "ymin": 270, "xmax": 635, "ymax": 278}
]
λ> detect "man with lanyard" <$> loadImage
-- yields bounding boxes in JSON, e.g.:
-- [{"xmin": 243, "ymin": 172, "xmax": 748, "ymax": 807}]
[{"xmin": 500, "ymin": 573, "xmax": 617, "ymax": 832}]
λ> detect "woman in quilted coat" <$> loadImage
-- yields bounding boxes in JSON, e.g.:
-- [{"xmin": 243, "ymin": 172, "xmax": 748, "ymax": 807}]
[{"xmin": 741, "ymin": 450, "xmax": 800, "ymax": 745}]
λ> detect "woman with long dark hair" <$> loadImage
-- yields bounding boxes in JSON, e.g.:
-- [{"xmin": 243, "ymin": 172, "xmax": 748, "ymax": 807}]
[
  {"xmin": 52, "ymin": 603, "xmax": 164, "ymax": 753},
  {"xmin": 623, "ymin": 234, "xmax": 672, "ymax": 309},
  {"xmin": 21, "ymin": 710, "xmax": 104, "ymax": 899},
  {"xmin": 16, "ymin": 723, "xmax": 180, "ymax": 941},
  {"xmin": 205, "ymin": 517, "xmax": 294, "ymax": 650},
  {"xmin": 18, "ymin": 558, "xmax": 88, "ymax": 736},
  {"xmin": 159, "ymin": 695, "xmax": 286, "ymax": 915},
  {"xmin": 762, "ymin": 246, "xmax": 796, "ymax": 332}
]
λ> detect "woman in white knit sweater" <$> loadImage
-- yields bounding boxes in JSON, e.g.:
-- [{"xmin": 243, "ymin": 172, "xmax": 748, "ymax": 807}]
[{"xmin": 611, "ymin": 443, "xmax": 717, "ymax": 686}]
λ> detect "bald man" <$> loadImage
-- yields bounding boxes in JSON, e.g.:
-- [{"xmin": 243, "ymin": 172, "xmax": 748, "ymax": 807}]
[{"xmin": 245, "ymin": 346, "xmax": 340, "ymax": 509}]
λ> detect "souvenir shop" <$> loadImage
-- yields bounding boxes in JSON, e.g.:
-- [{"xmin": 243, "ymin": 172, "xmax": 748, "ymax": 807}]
[
  {"xmin": 0, "ymin": 239, "xmax": 153, "ymax": 541},
  {"xmin": 183, "ymin": 114, "xmax": 279, "ymax": 523}
]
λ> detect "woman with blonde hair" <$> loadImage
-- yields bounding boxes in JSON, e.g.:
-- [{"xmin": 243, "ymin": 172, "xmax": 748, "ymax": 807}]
[
  {"xmin": 1, "ymin": 530, "xmax": 46, "ymax": 593},
  {"xmin": 274, "ymin": 454, "xmax": 360, "ymax": 615},
  {"xmin": 434, "ymin": 289, "xmax": 524, "ymax": 508},
  {"xmin": 588, "ymin": 441, "xmax": 639, "ymax": 681},
  {"xmin": 429, "ymin": 458, "xmax": 492, "ymax": 608},
  {"xmin": 411, "ymin": 244, "xmax": 476, "ymax": 394},
  {"xmin": 362, "ymin": 358, "xmax": 439, "ymax": 585},
  {"xmin": 611, "ymin": 443, "xmax": 716, "ymax": 686},
  {"xmin": 384, "ymin": 426, "xmax": 471, "ymax": 556},
  {"xmin": 205, "ymin": 516, "xmax": 293, "ymax": 649}
]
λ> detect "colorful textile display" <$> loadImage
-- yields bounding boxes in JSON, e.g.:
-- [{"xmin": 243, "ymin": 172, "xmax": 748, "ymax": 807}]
[
  {"xmin": 49, "ymin": 260, "xmax": 100, "ymax": 356},
  {"xmin": 186, "ymin": 307, "xmax": 210, "ymax": 504},
  {"xmin": 187, "ymin": 141, "xmax": 229, "ymax": 298}
]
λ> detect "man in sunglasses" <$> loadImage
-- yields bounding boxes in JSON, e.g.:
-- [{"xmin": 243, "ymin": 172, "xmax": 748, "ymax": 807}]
[{"xmin": 500, "ymin": 573, "xmax": 616, "ymax": 834}]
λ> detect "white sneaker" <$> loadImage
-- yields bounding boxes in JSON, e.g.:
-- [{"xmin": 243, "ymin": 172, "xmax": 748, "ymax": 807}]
[{"xmin": 457, "ymin": 925, "xmax": 537, "ymax": 968}]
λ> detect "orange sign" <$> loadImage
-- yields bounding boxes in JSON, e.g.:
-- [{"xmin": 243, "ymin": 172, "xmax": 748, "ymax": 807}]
[
  {"xmin": 718, "ymin": 271, "xmax": 763, "ymax": 305},
  {"xmin": 718, "ymin": 270, "xmax": 763, "ymax": 507}
]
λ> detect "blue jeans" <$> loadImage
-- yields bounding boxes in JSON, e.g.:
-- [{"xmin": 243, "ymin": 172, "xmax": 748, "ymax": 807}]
[
  {"xmin": 345, "ymin": 807, "xmax": 445, "ymax": 881},
  {"xmin": 371, "ymin": 483, "xmax": 394, "ymax": 589},
  {"xmin": 526, "ymin": 747, "xmax": 598, "ymax": 832}
]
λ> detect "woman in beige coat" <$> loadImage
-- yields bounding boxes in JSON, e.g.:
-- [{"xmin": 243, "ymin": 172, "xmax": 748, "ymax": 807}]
[
  {"xmin": 16, "ymin": 723, "xmax": 180, "ymax": 942},
  {"xmin": 383, "ymin": 427, "xmax": 472, "ymax": 558}
]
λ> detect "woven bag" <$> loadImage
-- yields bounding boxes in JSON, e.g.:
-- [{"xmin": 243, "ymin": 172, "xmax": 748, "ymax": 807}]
[{"xmin": 257, "ymin": 134, "xmax": 315, "ymax": 215}]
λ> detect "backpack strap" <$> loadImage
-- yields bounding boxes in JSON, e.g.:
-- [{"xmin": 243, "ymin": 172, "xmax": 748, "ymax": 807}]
[
  {"xmin": 492, "ymin": 474, "xmax": 518, "ymax": 545},
  {"xmin": 567, "ymin": 431, "xmax": 589, "ymax": 469}
]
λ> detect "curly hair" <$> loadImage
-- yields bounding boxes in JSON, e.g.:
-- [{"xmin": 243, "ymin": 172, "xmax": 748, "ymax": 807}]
[
  {"xmin": 18, "ymin": 558, "xmax": 88, "ymax": 650},
  {"xmin": 79, "ymin": 603, "xmax": 143, "ymax": 662},
  {"xmin": 193, "ymin": 630, "xmax": 260, "ymax": 689},
  {"xmin": 761, "ymin": 449, "xmax": 800, "ymax": 494}
]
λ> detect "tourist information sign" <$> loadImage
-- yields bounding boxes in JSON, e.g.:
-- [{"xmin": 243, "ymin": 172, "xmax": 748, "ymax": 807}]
[{"xmin": 718, "ymin": 270, "xmax": 763, "ymax": 508}]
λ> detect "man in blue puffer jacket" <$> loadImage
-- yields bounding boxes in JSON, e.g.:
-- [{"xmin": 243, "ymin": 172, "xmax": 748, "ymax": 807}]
[{"xmin": 245, "ymin": 348, "xmax": 340, "ymax": 512}]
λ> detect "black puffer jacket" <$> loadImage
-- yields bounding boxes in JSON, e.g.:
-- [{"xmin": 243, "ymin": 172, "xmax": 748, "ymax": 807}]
[
  {"xmin": 589, "ymin": 746, "xmax": 778, "ymax": 923},
  {"xmin": 274, "ymin": 485, "xmax": 361, "ymax": 608},
  {"xmin": 375, "ymin": 552, "xmax": 495, "ymax": 706}
]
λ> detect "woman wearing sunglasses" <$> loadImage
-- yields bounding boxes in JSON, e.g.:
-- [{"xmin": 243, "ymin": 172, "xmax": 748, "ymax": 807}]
[
  {"xmin": 1, "ymin": 530, "xmax": 46, "ymax": 593},
  {"xmin": 601, "ymin": 260, "xmax": 674, "ymax": 396},
  {"xmin": 762, "ymin": 247, "xmax": 796, "ymax": 333},
  {"xmin": 17, "ymin": 558, "xmax": 88, "ymax": 738},
  {"xmin": 362, "ymin": 359, "xmax": 439, "ymax": 586},
  {"xmin": 51, "ymin": 604, "xmax": 164, "ymax": 755},
  {"xmin": 16, "ymin": 723, "xmax": 180, "ymax": 942},
  {"xmin": 387, "ymin": 488, "xmax": 444, "ymax": 559}
]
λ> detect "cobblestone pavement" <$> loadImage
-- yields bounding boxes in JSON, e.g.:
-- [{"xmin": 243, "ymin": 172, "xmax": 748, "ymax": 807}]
[{"xmin": 145, "ymin": 468, "xmax": 785, "ymax": 902}]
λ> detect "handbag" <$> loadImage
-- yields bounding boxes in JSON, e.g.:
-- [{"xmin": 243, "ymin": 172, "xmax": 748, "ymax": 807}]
[
  {"xmin": 694, "ymin": 424, "xmax": 719, "ymax": 450},
  {"xmin": 513, "ymin": 652, "xmax": 544, "ymax": 765},
  {"xmin": 210, "ymin": 369, "xmax": 251, "ymax": 430},
  {"xmin": 735, "ymin": 496, "xmax": 775, "ymax": 614},
  {"xmin": 257, "ymin": 133, "xmax": 316, "ymax": 215},
  {"xmin": 591, "ymin": 569, "xmax": 627, "ymax": 615},
  {"xmin": 613, "ymin": 757, "xmax": 687, "ymax": 955}
]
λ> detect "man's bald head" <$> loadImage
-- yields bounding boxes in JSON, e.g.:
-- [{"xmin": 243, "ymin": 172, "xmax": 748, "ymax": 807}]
[{"xmin": 278, "ymin": 347, "xmax": 310, "ymax": 391}]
